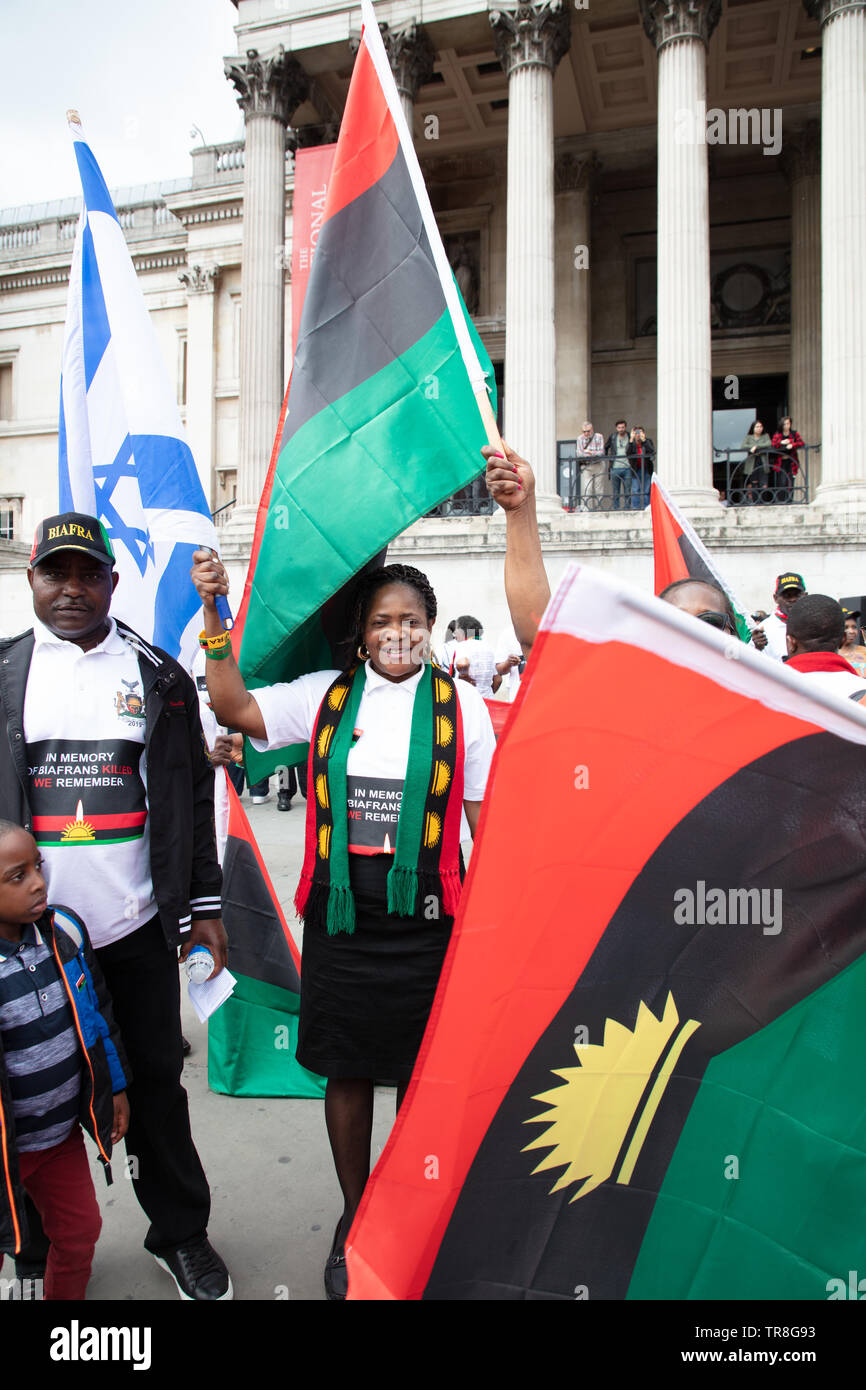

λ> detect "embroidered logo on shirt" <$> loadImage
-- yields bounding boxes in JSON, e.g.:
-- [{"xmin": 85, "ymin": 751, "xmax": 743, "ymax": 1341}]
[{"xmin": 115, "ymin": 679, "xmax": 144, "ymax": 722}]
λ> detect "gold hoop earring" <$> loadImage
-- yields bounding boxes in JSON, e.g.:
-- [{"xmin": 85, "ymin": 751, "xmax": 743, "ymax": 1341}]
[{"xmin": 357, "ymin": 643, "xmax": 370, "ymax": 661}]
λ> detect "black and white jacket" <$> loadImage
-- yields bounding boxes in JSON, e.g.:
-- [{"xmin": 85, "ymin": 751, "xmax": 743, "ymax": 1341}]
[{"xmin": 0, "ymin": 620, "xmax": 222, "ymax": 949}]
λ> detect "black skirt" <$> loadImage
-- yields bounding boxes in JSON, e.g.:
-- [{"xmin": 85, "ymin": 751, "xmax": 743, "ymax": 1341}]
[{"xmin": 296, "ymin": 854, "xmax": 453, "ymax": 1081}]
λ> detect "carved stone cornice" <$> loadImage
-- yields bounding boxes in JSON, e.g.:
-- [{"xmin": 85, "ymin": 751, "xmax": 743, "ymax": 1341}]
[
  {"xmin": 780, "ymin": 122, "xmax": 821, "ymax": 184},
  {"xmin": 489, "ymin": 2, "xmax": 571, "ymax": 77},
  {"xmin": 639, "ymin": 0, "xmax": 722, "ymax": 52},
  {"xmin": 178, "ymin": 263, "xmax": 220, "ymax": 295},
  {"xmin": 554, "ymin": 151, "xmax": 601, "ymax": 194},
  {"xmin": 224, "ymin": 48, "xmax": 310, "ymax": 126},
  {"xmin": 803, "ymin": 0, "xmax": 866, "ymax": 26}
]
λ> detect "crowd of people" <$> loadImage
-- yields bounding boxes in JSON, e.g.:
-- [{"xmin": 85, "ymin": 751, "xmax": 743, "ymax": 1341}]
[
  {"xmin": 1, "ymin": 463, "xmax": 864, "ymax": 1302},
  {"xmin": 568, "ymin": 419, "xmax": 656, "ymax": 512},
  {"xmin": 563, "ymin": 413, "xmax": 809, "ymax": 512}
]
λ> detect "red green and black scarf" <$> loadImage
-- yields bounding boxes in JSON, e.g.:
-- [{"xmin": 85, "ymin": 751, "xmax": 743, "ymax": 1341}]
[{"xmin": 295, "ymin": 662, "xmax": 465, "ymax": 935}]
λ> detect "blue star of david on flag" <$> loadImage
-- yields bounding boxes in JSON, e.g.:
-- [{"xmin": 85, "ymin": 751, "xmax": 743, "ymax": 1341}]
[{"xmin": 57, "ymin": 113, "xmax": 217, "ymax": 669}]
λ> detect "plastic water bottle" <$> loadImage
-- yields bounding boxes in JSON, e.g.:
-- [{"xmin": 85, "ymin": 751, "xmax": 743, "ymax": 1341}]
[{"xmin": 186, "ymin": 946, "xmax": 214, "ymax": 986}]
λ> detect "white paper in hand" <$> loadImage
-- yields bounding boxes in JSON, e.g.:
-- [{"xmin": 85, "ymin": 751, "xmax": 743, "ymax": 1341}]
[{"xmin": 188, "ymin": 967, "xmax": 236, "ymax": 1023}]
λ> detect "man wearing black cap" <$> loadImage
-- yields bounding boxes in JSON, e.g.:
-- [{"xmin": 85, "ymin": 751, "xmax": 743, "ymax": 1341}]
[
  {"xmin": 751, "ymin": 572, "xmax": 807, "ymax": 660},
  {"xmin": 0, "ymin": 513, "xmax": 231, "ymax": 1299}
]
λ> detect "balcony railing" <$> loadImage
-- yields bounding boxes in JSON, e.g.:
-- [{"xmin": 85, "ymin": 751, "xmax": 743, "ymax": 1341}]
[
  {"xmin": 553, "ymin": 445, "xmax": 818, "ymax": 512},
  {"xmin": 716, "ymin": 445, "xmax": 815, "ymax": 506},
  {"xmin": 427, "ymin": 473, "xmax": 496, "ymax": 517},
  {"xmin": 207, "ymin": 448, "xmax": 818, "ymax": 525}
]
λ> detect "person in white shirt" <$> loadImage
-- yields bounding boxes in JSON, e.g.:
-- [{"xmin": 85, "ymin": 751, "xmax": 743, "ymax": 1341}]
[
  {"xmin": 784, "ymin": 595, "xmax": 866, "ymax": 703},
  {"xmin": 190, "ymin": 554, "xmax": 496, "ymax": 1301},
  {"xmin": 440, "ymin": 615, "xmax": 501, "ymax": 699},
  {"xmin": 0, "ymin": 512, "xmax": 230, "ymax": 1301},
  {"xmin": 494, "ymin": 626, "xmax": 524, "ymax": 701},
  {"xmin": 751, "ymin": 572, "xmax": 807, "ymax": 660},
  {"xmin": 576, "ymin": 420, "xmax": 607, "ymax": 511}
]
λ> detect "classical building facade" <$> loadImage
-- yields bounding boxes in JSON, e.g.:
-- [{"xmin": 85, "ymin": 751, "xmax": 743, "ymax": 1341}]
[{"xmin": 2, "ymin": 0, "xmax": 865, "ymax": 639}]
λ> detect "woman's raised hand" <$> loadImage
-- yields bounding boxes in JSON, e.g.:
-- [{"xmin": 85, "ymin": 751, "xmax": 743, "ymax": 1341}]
[{"xmin": 483, "ymin": 440, "xmax": 535, "ymax": 512}]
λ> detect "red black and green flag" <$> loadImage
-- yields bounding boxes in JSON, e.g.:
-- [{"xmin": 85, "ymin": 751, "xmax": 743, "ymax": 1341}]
[
  {"xmin": 650, "ymin": 475, "xmax": 751, "ymax": 640},
  {"xmin": 346, "ymin": 565, "xmax": 866, "ymax": 1299},
  {"xmin": 207, "ymin": 773, "xmax": 325, "ymax": 1099},
  {"xmin": 234, "ymin": 0, "xmax": 496, "ymax": 784}
]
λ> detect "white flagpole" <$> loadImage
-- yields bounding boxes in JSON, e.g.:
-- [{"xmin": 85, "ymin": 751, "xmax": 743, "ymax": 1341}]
[{"xmin": 358, "ymin": 0, "xmax": 503, "ymax": 449}]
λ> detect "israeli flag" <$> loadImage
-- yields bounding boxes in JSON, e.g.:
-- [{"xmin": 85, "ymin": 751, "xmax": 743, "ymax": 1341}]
[{"xmin": 58, "ymin": 113, "xmax": 215, "ymax": 670}]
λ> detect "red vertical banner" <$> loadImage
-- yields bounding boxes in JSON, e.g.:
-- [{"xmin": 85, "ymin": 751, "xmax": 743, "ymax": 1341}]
[{"xmin": 291, "ymin": 143, "xmax": 337, "ymax": 355}]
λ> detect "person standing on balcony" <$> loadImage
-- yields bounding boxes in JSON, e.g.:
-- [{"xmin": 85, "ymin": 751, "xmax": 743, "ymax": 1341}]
[
  {"xmin": 627, "ymin": 426, "xmax": 655, "ymax": 510},
  {"xmin": 576, "ymin": 421, "xmax": 606, "ymax": 511},
  {"xmin": 741, "ymin": 420, "xmax": 774, "ymax": 503},
  {"xmin": 770, "ymin": 417, "xmax": 805, "ymax": 504},
  {"xmin": 605, "ymin": 420, "xmax": 632, "ymax": 511}
]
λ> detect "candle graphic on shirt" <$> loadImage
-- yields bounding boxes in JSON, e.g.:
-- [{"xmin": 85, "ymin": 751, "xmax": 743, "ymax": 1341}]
[
  {"xmin": 60, "ymin": 800, "xmax": 96, "ymax": 843},
  {"xmin": 383, "ymin": 832, "xmax": 393, "ymax": 854}
]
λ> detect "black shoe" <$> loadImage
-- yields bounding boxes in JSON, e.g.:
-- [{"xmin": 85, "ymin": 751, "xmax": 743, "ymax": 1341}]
[
  {"xmin": 154, "ymin": 1238, "xmax": 233, "ymax": 1300},
  {"xmin": 13, "ymin": 1256, "xmax": 45, "ymax": 1300},
  {"xmin": 277, "ymin": 790, "xmax": 292, "ymax": 812},
  {"xmin": 181, "ymin": 1035, "xmax": 191, "ymax": 1057},
  {"xmin": 324, "ymin": 1220, "xmax": 348, "ymax": 1301}
]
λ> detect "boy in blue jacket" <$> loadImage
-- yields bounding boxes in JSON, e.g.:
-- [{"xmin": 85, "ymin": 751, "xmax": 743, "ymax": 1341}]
[{"xmin": 0, "ymin": 820, "xmax": 129, "ymax": 1299}]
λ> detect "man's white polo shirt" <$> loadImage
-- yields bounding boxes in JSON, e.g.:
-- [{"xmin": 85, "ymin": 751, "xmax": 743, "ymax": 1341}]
[
  {"xmin": 23, "ymin": 617, "xmax": 156, "ymax": 947},
  {"xmin": 250, "ymin": 661, "xmax": 495, "ymax": 851}
]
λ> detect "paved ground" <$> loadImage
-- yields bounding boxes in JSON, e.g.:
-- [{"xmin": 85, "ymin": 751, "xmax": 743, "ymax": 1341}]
[{"xmin": 86, "ymin": 791, "xmax": 399, "ymax": 1302}]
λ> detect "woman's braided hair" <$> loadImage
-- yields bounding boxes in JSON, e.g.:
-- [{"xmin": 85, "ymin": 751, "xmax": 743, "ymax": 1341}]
[{"xmin": 342, "ymin": 564, "xmax": 438, "ymax": 670}]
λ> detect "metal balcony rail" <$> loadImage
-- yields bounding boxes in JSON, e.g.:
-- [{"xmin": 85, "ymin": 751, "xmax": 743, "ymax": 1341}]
[
  {"xmin": 211, "ymin": 498, "xmax": 236, "ymax": 527},
  {"xmin": 426, "ymin": 472, "xmax": 496, "ymax": 517},
  {"xmin": 717, "ymin": 444, "xmax": 815, "ymax": 506}
]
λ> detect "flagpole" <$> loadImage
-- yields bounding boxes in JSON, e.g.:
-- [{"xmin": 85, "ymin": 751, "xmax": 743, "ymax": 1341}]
[
  {"xmin": 359, "ymin": 0, "xmax": 504, "ymax": 457},
  {"xmin": 475, "ymin": 386, "xmax": 504, "ymax": 452}
]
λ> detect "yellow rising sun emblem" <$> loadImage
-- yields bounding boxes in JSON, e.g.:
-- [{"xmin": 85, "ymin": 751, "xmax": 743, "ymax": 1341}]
[
  {"xmin": 522, "ymin": 993, "xmax": 700, "ymax": 1203},
  {"xmin": 60, "ymin": 800, "xmax": 96, "ymax": 844},
  {"xmin": 430, "ymin": 760, "xmax": 451, "ymax": 797},
  {"xmin": 435, "ymin": 715, "xmax": 454, "ymax": 749},
  {"xmin": 423, "ymin": 811, "xmax": 442, "ymax": 849},
  {"xmin": 315, "ymin": 773, "xmax": 330, "ymax": 810},
  {"xmin": 316, "ymin": 724, "xmax": 334, "ymax": 759}
]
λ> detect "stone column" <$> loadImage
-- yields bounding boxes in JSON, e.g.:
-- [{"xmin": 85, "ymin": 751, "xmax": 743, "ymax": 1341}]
[
  {"xmin": 781, "ymin": 122, "xmax": 821, "ymax": 489},
  {"xmin": 641, "ymin": 0, "xmax": 721, "ymax": 509},
  {"xmin": 178, "ymin": 263, "xmax": 220, "ymax": 508},
  {"xmin": 224, "ymin": 48, "xmax": 309, "ymax": 518},
  {"xmin": 491, "ymin": 1, "xmax": 571, "ymax": 504},
  {"xmin": 379, "ymin": 22, "xmax": 435, "ymax": 131},
  {"xmin": 554, "ymin": 152, "xmax": 599, "ymax": 445},
  {"xmin": 804, "ymin": 0, "xmax": 866, "ymax": 504}
]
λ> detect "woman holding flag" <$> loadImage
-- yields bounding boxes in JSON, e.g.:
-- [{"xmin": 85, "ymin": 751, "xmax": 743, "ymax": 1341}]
[{"xmin": 191, "ymin": 552, "xmax": 495, "ymax": 1298}]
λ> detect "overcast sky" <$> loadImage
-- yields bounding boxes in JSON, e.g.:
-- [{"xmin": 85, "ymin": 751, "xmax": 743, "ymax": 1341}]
[{"xmin": 1, "ymin": 0, "xmax": 244, "ymax": 211}]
